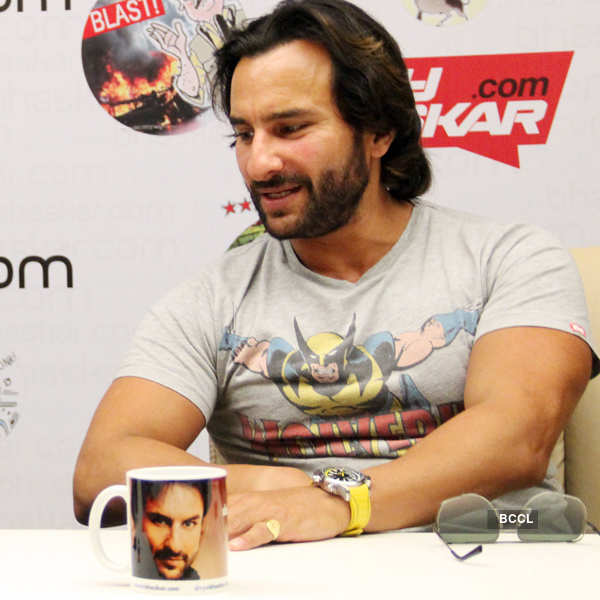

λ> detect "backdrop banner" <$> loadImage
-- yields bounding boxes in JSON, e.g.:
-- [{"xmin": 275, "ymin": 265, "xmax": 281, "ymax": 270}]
[{"xmin": 1, "ymin": 0, "xmax": 598, "ymax": 528}]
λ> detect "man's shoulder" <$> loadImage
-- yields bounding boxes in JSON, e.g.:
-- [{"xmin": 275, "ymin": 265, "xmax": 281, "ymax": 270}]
[
  {"xmin": 195, "ymin": 223, "xmax": 275, "ymax": 285},
  {"xmin": 147, "ymin": 226, "xmax": 271, "ymax": 309},
  {"xmin": 219, "ymin": 222, "xmax": 276, "ymax": 269},
  {"xmin": 414, "ymin": 199, "xmax": 553, "ymax": 243},
  {"xmin": 416, "ymin": 199, "xmax": 499, "ymax": 228},
  {"xmin": 409, "ymin": 201, "xmax": 569, "ymax": 276}
]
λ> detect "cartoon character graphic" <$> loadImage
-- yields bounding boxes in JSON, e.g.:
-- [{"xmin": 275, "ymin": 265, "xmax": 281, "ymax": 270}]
[
  {"xmin": 414, "ymin": 0, "xmax": 469, "ymax": 26},
  {"xmin": 219, "ymin": 308, "xmax": 480, "ymax": 418},
  {"xmin": 147, "ymin": 0, "xmax": 247, "ymax": 108}
]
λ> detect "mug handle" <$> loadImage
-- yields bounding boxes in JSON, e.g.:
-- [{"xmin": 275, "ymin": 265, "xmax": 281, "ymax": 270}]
[{"xmin": 89, "ymin": 484, "xmax": 129, "ymax": 572}]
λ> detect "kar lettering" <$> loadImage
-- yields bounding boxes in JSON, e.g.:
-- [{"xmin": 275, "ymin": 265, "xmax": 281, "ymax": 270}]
[{"xmin": 406, "ymin": 52, "xmax": 574, "ymax": 167}]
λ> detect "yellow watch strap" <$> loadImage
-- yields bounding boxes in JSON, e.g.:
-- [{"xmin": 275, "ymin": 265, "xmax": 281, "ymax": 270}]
[{"xmin": 341, "ymin": 483, "xmax": 371, "ymax": 536}]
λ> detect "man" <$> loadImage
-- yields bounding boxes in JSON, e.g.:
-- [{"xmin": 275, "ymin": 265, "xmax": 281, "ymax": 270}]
[
  {"xmin": 132, "ymin": 481, "xmax": 209, "ymax": 580},
  {"xmin": 74, "ymin": 0, "xmax": 598, "ymax": 551}
]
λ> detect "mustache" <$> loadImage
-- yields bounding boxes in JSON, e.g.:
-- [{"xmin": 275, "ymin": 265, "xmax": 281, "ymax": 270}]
[
  {"xmin": 251, "ymin": 174, "xmax": 311, "ymax": 192},
  {"xmin": 154, "ymin": 547, "xmax": 187, "ymax": 561}
]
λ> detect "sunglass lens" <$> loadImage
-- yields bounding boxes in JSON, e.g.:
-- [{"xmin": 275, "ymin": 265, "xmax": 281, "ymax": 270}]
[
  {"xmin": 518, "ymin": 492, "xmax": 586, "ymax": 542},
  {"xmin": 437, "ymin": 493, "xmax": 499, "ymax": 543}
]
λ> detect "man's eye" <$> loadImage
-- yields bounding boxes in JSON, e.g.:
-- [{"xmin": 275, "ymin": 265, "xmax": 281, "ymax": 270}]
[
  {"xmin": 228, "ymin": 131, "xmax": 253, "ymax": 148},
  {"xmin": 183, "ymin": 518, "xmax": 199, "ymax": 528},
  {"xmin": 279, "ymin": 124, "xmax": 306, "ymax": 136}
]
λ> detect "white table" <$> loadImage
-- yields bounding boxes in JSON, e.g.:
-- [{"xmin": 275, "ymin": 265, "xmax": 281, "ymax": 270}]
[{"xmin": 3, "ymin": 529, "xmax": 599, "ymax": 598}]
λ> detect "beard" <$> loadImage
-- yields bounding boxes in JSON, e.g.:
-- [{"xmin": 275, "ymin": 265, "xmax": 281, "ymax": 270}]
[
  {"xmin": 249, "ymin": 133, "xmax": 369, "ymax": 240},
  {"xmin": 153, "ymin": 547, "xmax": 190, "ymax": 579}
]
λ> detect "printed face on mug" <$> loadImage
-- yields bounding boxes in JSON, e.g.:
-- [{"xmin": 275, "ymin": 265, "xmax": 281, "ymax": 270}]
[
  {"xmin": 89, "ymin": 466, "xmax": 228, "ymax": 594},
  {"xmin": 139, "ymin": 482, "xmax": 206, "ymax": 580}
]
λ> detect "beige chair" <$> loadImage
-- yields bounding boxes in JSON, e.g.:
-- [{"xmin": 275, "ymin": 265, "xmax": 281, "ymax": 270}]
[{"xmin": 565, "ymin": 247, "xmax": 600, "ymax": 525}]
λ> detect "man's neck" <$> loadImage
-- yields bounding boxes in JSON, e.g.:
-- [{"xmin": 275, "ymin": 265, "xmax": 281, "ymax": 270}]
[{"xmin": 290, "ymin": 189, "xmax": 414, "ymax": 283}]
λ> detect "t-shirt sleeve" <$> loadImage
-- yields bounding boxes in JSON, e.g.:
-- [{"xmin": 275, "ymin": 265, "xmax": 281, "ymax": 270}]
[
  {"xmin": 115, "ymin": 277, "xmax": 219, "ymax": 419},
  {"xmin": 475, "ymin": 224, "xmax": 599, "ymax": 377}
]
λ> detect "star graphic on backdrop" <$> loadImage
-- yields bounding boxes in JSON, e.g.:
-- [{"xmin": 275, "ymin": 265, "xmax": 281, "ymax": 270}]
[
  {"xmin": 223, "ymin": 202, "xmax": 236, "ymax": 215},
  {"xmin": 239, "ymin": 199, "xmax": 252, "ymax": 212}
]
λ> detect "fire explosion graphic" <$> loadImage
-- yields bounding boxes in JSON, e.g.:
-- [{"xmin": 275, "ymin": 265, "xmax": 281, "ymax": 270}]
[
  {"xmin": 95, "ymin": 53, "xmax": 202, "ymax": 134},
  {"xmin": 99, "ymin": 56, "xmax": 176, "ymax": 117}
]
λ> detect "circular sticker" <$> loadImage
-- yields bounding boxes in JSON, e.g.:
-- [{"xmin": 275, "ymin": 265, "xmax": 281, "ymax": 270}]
[
  {"xmin": 400, "ymin": 0, "xmax": 487, "ymax": 27},
  {"xmin": 81, "ymin": 0, "xmax": 248, "ymax": 135},
  {"xmin": 0, "ymin": 353, "xmax": 21, "ymax": 439}
]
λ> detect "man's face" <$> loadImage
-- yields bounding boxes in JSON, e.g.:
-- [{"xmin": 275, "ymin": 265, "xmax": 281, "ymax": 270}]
[
  {"xmin": 229, "ymin": 40, "xmax": 372, "ymax": 240},
  {"xmin": 310, "ymin": 362, "xmax": 340, "ymax": 384},
  {"xmin": 142, "ymin": 483, "xmax": 205, "ymax": 580},
  {"xmin": 177, "ymin": 0, "xmax": 224, "ymax": 22}
]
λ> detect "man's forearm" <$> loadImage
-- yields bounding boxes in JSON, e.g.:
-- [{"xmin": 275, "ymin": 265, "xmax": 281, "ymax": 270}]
[
  {"xmin": 362, "ymin": 400, "xmax": 548, "ymax": 532},
  {"xmin": 73, "ymin": 434, "xmax": 311, "ymax": 525},
  {"xmin": 221, "ymin": 395, "xmax": 552, "ymax": 551}
]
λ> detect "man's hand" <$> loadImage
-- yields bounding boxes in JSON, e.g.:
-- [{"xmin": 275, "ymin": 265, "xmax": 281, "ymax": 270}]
[{"xmin": 227, "ymin": 486, "xmax": 351, "ymax": 551}]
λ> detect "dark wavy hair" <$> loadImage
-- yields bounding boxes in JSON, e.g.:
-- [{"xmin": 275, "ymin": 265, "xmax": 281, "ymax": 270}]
[
  {"xmin": 211, "ymin": 0, "xmax": 431, "ymax": 202},
  {"xmin": 131, "ymin": 480, "xmax": 211, "ymax": 526}
]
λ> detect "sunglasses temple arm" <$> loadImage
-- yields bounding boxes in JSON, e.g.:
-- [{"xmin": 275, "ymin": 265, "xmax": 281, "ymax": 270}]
[
  {"xmin": 449, "ymin": 543, "xmax": 483, "ymax": 561},
  {"xmin": 435, "ymin": 529, "xmax": 483, "ymax": 561},
  {"xmin": 587, "ymin": 521, "xmax": 600, "ymax": 536}
]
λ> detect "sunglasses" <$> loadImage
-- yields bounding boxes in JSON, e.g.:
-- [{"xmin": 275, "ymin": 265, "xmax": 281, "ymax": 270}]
[{"xmin": 435, "ymin": 491, "xmax": 600, "ymax": 561}]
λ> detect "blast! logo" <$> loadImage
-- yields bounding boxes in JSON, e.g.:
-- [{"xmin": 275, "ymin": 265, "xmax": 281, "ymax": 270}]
[
  {"xmin": 406, "ymin": 52, "xmax": 573, "ymax": 167},
  {"xmin": 83, "ymin": 0, "xmax": 165, "ymax": 39}
]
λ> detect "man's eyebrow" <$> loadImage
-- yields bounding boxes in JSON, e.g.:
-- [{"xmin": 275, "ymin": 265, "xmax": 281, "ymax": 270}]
[
  {"xmin": 183, "ymin": 514, "xmax": 201, "ymax": 521},
  {"xmin": 229, "ymin": 109, "xmax": 318, "ymax": 126},
  {"xmin": 147, "ymin": 512, "xmax": 172, "ymax": 523}
]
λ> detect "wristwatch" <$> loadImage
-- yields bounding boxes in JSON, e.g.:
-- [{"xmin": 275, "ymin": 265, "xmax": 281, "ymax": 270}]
[{"xmin": 312, "ymin": 467, "xmax": 372, "ymax": 536}]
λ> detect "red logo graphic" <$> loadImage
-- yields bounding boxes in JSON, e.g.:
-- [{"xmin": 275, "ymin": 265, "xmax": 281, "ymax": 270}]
[
  {"xmin": 83, "ymin": 0, "xmax": 165, "ymax": 39},
  {"xmin": 406, "ymin": 52, "xmax": 573, "ymax": 167},
  {"xmin": 570, "ymin": 322, "xmax": 587, "ymax": 338}
]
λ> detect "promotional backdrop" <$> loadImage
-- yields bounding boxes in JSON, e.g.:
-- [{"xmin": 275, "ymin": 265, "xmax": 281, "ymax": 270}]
[{"xmin": 2, "ymin": 0, "xmax": 599, "ymax": 528}]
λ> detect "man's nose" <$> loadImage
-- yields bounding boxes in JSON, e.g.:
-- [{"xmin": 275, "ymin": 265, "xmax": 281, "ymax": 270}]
[
  {"xmin": 244, "ymin": 132, "xmax": 284, "ymax": 183},
  {"xmin": 166, "ymin": 525, "xmax": 184, "ymax": 553}
]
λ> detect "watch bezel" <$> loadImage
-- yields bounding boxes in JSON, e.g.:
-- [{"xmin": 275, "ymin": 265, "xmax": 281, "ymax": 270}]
[{"xmin": 312, "ymin": 467, "xmax": 371, "ymax": 501}]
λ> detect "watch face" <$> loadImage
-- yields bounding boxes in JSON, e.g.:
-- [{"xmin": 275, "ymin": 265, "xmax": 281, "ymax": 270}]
[{"xmin": 324, "ymin": 467, "xmax": 364, "ymax": 485}]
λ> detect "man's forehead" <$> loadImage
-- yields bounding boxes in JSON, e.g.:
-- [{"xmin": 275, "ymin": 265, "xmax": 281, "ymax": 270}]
[
  {"xmin": 229, "ymin": 40, "xmax": 336, "ymax": 120},
  {"xmin": 147, "ymin": 484, "xmax": 204, "ymax": 509},
  {"xmin": 229, "ymin": 108, "xmax": 321, "ymax": 126}
]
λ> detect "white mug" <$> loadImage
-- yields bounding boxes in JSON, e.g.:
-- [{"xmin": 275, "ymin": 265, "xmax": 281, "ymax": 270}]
[{"xmin": 89, "ymin": 466, "xmax": 228, "ymax": 594}]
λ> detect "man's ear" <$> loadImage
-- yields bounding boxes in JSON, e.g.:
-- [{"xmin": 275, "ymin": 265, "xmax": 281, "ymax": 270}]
[{"xmin": 369, "ymin": 130, "xmax": 396, "ymax": 159}]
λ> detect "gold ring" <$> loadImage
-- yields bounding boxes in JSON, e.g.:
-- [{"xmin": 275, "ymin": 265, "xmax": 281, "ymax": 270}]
[{"xmin": 265, "ymin": 519, "xmax": 281, "ymax": 541}]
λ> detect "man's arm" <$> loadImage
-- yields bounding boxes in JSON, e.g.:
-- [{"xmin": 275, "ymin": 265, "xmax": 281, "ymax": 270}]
[
  {"xmin": 363, "ymin": 326, "xmax": 592, "ymax": 530},
  {"xmin": 73, "ymin": 376, "xmax": 310, "ymax": 525},
  {"xmin": 227, "ymin": 327, "xmax": 593, "ymax": 549}
]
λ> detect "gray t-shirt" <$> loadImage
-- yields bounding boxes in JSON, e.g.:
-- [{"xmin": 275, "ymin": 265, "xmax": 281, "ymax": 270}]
[{"xmin": 117, "ymin": 201, "xmax": 598, "ymax": 489}]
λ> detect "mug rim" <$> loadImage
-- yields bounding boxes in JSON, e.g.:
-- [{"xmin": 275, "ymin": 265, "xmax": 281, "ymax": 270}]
[{"xmin": 126, "ymin": 465, "xmax": 227, "ymax": 481}]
